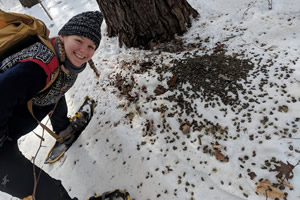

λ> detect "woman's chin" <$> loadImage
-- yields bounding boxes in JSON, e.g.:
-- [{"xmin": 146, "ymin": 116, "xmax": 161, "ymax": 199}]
[{"xmin": 70, "ymin": 59, "xmax": 84, "ymax": 67}]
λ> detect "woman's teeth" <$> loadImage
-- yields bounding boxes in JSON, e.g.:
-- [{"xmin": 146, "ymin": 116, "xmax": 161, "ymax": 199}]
[{"xmin": 75, "ymin": 53, "xmax": 85, "ymax": 59}]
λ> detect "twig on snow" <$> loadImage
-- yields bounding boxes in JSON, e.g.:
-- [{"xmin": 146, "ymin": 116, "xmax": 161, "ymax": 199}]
[
  {"xmin": 243, "ymin": 0, "xmax": 258, "ymax": 19},
  {"xmin": 243, "ymin": 0, "xmax": 273, "ymax": 19}
]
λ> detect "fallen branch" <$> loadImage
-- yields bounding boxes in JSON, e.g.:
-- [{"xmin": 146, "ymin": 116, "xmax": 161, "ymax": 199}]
[
  {"xmin": 294, "ymin": 78, "xmax": 300, "ymax": 83},
  {"xmin": 243, "ymin": 0, "xmax": 272, "ymax": 19},
  {"xmin": 243, "ymin": 0, "xmax": 258, "ymax": 19},
  {"xmin": 38, "ymin": 0, "xmax": 53, "ymax": 20}
]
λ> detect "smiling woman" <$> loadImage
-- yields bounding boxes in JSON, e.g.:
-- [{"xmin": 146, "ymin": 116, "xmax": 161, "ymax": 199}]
[
  {"xmin": 59, "ymin": 35, "xmax": 96, "ymax": 67},
  {"xmin": 0, "ymin": 11, "xmax": 103, "ymax": 200}
]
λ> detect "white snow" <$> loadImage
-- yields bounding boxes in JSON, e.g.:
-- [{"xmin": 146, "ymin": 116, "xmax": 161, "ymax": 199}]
[{"xmin": 1, "ymin": 0, "xmax": 300, "ymax": 200}]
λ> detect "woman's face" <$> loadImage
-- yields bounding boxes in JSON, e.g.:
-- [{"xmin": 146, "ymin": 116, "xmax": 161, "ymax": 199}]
[{"xmin": 59, "ymin": 35, "xmax": 96, "ymax": 67}]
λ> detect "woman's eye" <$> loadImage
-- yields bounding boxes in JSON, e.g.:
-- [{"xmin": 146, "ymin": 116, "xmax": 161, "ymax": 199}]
[
  {"xmin": 75, "ymin": 39, "xmax": 82, "ymax": 43},
  {"xmin": 88, "ymin": 45, "xmax": 95, "ymax": 50}
]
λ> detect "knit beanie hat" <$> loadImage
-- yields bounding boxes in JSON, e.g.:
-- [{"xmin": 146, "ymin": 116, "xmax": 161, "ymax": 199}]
[{"xmin": 58, "ymin": 11, "xmax": 103, "ymax": 49}]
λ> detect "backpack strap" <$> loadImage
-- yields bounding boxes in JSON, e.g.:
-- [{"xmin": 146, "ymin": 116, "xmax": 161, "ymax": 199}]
[
  {"xmin": 40, "ymin": 65, "xmax": 60, "ymax": 92},
  {"xmin": 27, "ymin": 100, "xmax": 64, "ymax": 142},
  {"xmin": 26, "ymin": 65, "xmax": 62, "ymax": 141}
]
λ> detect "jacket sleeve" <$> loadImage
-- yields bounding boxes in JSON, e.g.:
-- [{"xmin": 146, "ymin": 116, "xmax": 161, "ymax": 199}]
[{"xmin": 0, "ymin": 61, "xmax": 47, "ymax": 137}]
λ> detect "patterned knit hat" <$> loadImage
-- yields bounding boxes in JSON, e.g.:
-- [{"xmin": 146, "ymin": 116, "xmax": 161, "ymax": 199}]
[{"xmin": 58, "ymin": 11, "xmax": 103, "ymax": 49}]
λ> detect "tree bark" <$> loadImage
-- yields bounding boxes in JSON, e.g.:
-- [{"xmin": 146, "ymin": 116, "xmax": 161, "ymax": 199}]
[
  {"xmin": 19, "ymin": 0, "xmax": 39, "ymax": 8},
  {"xmin": 97, "ymin": 0, "xmax": 199, "ymax": 49}
]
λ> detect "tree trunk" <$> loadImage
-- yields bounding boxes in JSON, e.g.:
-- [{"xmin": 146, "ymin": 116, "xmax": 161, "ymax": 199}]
[
  {"xmin": 19, "ymin": 0, "xmax": 39, "ymax": 8},
  {"xmin": 97, "ymin": 0, "xmax": 199, "ymax": 49}
]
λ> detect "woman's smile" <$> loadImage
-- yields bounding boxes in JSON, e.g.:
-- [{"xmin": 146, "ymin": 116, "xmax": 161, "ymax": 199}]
[{"xmin": 59, "ymin": 35, "xmax": 96, "ymax": 67}]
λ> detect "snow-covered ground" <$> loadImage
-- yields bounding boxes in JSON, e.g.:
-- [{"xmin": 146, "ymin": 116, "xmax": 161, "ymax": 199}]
[{"xmin": 1, "ymin": 0, "xmax": 300, "ymax": 199}]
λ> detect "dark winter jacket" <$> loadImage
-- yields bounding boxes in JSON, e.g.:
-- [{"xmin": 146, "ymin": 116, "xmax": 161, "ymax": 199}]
[{"xmin": 0, "ymin": 38, "xmax": 80, "ymax": 140}]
